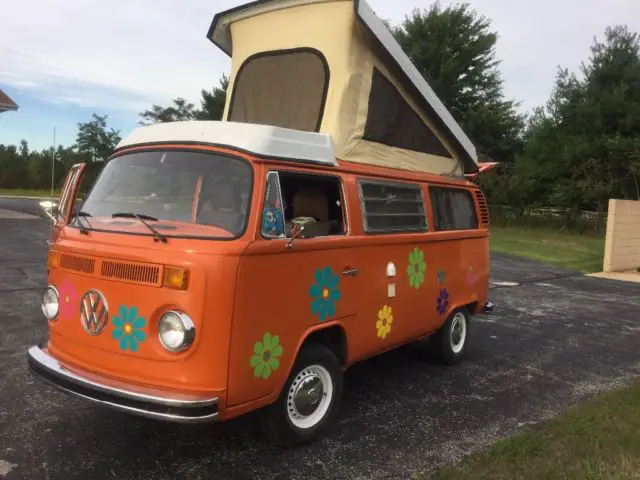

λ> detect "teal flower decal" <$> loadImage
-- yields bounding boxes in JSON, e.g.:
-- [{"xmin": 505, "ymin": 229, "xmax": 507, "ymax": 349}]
[
  {"xmin": 310, "ymin": 266, "xmax": 341, "ymax": 321},
  {"xmin": 250, "ymin": 332, "xmax": 283, "ymax": 380},
  {"xmin": 112, "ymin": 305, "xmax": 147, "ymax": 352},
  {"xmin": 437, "ymin": 269, "xmax": 446, "ymax": 285},
  {"xmin": 407, "ymin": 247, "xmax": 426, "ymax": 289}
]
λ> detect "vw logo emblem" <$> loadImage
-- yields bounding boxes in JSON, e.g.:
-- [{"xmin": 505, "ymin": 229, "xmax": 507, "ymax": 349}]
[{"xmin": 80, "ymin": 289, "xmax": 109, "ymax": 335}]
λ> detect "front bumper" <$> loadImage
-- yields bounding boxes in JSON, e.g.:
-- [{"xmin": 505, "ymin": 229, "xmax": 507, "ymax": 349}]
[{"xmin": 27, "ymin": 345, "xmax": 220, "ymax": 423}]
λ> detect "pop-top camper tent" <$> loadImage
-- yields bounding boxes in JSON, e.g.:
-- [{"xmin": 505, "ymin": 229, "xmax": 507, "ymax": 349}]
[{"xmin": 207, "ymin": 0, "xmax": 479, "ymax": 176}]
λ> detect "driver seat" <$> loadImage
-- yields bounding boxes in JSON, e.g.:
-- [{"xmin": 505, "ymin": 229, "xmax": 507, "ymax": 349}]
[
  {"xmin": 197, "ymin": 182, "xmax": 242, "ymax": 234},
  {"xmin": 291, "ymin": 187, "xmax": 330, "ymax": 236}
]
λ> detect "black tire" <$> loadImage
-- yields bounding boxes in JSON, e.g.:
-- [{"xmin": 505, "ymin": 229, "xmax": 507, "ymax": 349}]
[
  {"xmin": 430, "ymin": 308, "xmax": 470, "ymax": 366},
  {"xmin": 261, "ymin": 342, "xmax": 343, "ymax": 447}
]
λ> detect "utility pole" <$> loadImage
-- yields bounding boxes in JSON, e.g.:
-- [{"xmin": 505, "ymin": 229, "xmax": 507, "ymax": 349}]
[{"xmin": 50, "ymin": 126, "xmax": 56, "ymax": 201}]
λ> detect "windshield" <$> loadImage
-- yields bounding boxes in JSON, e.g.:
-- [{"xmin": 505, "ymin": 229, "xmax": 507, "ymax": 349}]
[{"xmin": 79, "ymin": 149, "xmax": 253, "ymax": 239}]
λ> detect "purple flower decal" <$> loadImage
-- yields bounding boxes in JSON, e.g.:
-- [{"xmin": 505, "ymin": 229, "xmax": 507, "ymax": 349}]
[
  {"xmin": 58, "ymin": 279, "xmax": 78, "ymax": 319},
  {"xmin": 436, "ymin": 288, "xmax": 449, "ymax": 316}
]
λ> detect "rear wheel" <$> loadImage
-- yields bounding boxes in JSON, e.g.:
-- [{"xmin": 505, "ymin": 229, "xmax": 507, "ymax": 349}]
[
  {"xmin": 430, "ymin": 308, "xmax": 470, "ymax": 365},
  {"xmin": 261, "ymin": 342, "xmax": 343, "ymax": 447}
]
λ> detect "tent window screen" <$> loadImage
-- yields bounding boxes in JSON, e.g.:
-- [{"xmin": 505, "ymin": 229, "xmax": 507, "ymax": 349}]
[
  {"xmin": 228, "ymin": 49, "xmax": 329, "ymax": 132},
  {"xmin": 429, "ymin": 186, "xmax": 478, "ymax": 231},
  {"xmin": 358, "ymin": 179, "xmax": 427, "ymax": 233},
  {"xmin": 363, "ymin": 68, "xmax": 452, "ymax": 158}
]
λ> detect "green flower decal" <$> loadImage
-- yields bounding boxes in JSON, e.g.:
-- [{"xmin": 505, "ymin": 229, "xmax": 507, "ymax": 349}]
[
  {"xmin": 407, "ymin": 247, "xmax": 427, "ymax": 289},
  {"xmin": 250, "ymin": 332, "xmax": 283, "ymax": 380}
]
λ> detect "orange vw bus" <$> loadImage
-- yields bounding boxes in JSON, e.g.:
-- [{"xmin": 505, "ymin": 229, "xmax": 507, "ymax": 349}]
[{"xmin": 27, "ymin": 0, "xmax": 493, "ymax": 446}]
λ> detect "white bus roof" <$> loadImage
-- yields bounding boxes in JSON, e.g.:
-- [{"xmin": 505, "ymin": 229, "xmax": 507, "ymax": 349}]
[{"xmin": 115, "ymin": 120, "xmax": 337, "ymax": 166}]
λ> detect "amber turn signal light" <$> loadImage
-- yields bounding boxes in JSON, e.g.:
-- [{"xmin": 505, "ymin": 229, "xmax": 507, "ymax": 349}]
[
  {"xmin": 47, "ymin": 250, "xmax": 61, "ymax": 269},
  {"xmin": 163, "ymin": 266, "xmax": 189, "ymax": 290}
]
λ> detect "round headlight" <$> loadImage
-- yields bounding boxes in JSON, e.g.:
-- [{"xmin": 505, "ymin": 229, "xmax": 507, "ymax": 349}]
[
  {"xmin": 42, "ymin": 286, "xmax": 59, "ymax": 320},
  {"xmin": 158, "ymin": 311, "xmax": 195, "ymax": 352}
]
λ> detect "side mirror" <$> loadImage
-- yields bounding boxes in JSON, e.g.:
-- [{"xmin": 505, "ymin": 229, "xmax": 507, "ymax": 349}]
[{"xmin": 39, "ymin": 200, "xmax": 59, "ymax": 224}]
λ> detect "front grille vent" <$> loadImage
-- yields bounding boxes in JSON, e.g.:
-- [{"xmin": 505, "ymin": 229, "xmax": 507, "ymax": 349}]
[{"xmin": 100, "ymin": 261, "xmax": 161, "ymax": 286}]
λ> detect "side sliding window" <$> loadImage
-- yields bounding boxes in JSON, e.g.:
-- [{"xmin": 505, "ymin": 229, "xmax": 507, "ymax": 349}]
[{"xmin": 357, "ymin": 179, "xmax": 427, "ymax": 233}]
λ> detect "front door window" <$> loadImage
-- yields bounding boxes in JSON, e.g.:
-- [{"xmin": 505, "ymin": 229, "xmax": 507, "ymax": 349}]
[{"xmin": 260, "ymin": 170, "xmax": 347, "ymax": 240}]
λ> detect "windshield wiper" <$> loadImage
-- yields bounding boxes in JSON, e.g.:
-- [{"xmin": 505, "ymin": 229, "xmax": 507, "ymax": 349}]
[
  {"xmin": 74, "ymin": 211, "xmax": 93, "ymax": 235},
  {"xmin": 111, "ymin": 212, "xmax": 167, "ymax": 243}
]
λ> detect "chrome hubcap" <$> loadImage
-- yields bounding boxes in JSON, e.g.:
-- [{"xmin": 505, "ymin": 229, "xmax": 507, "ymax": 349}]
[
  {"xmin": 287, "ymin": 365, "xmax": 333, "ymax": 429},
  {"xmin": 450, "ymin": 312, "xmax": 467, "ymax": 354},
  {"xmin": 293, "ymin": 374, "xmax": 324, "ymax": 416}
]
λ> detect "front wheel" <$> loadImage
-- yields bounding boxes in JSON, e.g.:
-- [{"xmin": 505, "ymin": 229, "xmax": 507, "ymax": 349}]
[
  {"xmin": 430, "ymin": 308, "xmax": 470, "ymax": 365},
  {"xmin": 261, "ymin": 342, "xmax": 343, "ymax": 447}
]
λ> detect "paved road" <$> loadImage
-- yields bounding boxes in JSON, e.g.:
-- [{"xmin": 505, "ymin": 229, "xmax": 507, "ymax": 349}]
[
  {"xmin": 1, "ymin": 216, "xmax": 639, "ymax": 480},
  {"xmin": 0, "ymin": 197, "xmax": 47, "ymax": 218}
]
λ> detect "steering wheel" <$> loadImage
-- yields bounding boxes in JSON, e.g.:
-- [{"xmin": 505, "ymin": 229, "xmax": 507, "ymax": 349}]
[
  {"xmin": 291, "ymin": 216, "xmax": 317, "ymax": 225},
  {"xmin": 289, "ymin": 216, "xmax": 317, "ymax": 237}
]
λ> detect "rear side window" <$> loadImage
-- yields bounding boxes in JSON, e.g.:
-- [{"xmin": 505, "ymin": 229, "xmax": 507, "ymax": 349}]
[
  {"xmin": 358, "ymin": 179, "xmax": 427, "ymax": 233},
  {"xmin": 363, "ymin": 68, "xmax": 453, "ymax": 158},
  {"xmin": 429, "ymin": 186, "xmax": 478, "ymax": 231}
]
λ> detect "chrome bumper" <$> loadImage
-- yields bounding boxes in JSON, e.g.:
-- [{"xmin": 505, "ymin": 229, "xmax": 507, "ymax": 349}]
[{"xmin": 27, "ymin": 345, "xmax": 219, "ymax": 423}]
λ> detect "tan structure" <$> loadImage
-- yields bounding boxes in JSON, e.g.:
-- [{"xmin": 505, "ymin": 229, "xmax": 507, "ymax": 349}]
[
  {"xmin": 208, "ymin": 0, "xmax": 478, "ymax": 177},
  {"xmin": 0, "ymin": 89, "xmax": 18, "ymax": 113},
  {"xmin": 590, "ymin": 199, "xmax": 640, "ymax": 283},
  {"xmin": 603, "ymin": 199, "xmax": 640, "ymax": 272}
]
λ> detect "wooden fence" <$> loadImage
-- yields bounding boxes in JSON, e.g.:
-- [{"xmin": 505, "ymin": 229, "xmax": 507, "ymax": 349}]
[{"xmin": 489, "ymin": 205, "xmax": 608, "ymax": 235}]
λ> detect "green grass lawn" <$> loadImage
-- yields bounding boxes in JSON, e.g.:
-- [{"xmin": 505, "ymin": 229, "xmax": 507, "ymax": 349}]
[
  {"xmin": 433, "ymin": 381, "xmax": 640, "ymax": 480},
  {"xmin": 490, "ymin": 226, "xmax": 605, "ymax": 273},
  {"xmin": 0, "ymin": 188, "xmax": 60, "ymax": 197}
]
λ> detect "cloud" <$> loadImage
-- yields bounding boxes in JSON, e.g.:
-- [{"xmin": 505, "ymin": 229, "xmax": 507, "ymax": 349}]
[
  {"xmin": 0, "ymin": 0, "xmax": 233, "ymax": 113},
  {"xmin": 1, "ymin": 0, "xmax": 639, "ymax": 120},
  {"xmin": 0, "ymin": 49, "xmax": 153, "ymax": 113}
]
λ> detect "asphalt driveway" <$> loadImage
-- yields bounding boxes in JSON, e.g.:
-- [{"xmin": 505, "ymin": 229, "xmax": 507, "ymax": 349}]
[
  {"xmin": 1, "ymin": 213, "xmax": 639, "ymax": 480},
  {"xmin": 0, "ymin": 197, "xmax": 47, "ymax": 219}
]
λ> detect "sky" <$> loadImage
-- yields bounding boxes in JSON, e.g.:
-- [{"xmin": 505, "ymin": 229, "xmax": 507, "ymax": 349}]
[{"xmin": 1, "ymin": 0, "xmax": 639, "ymax": 151}]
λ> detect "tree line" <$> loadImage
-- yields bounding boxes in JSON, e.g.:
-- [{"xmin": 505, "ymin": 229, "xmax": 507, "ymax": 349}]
[
  {"xmin": 0, "ymin": 76, "xmax": 229, "ymax": 193},
  {"xmin": 1, "ymin": 2, "xmax": 638, "ymax": 220}
]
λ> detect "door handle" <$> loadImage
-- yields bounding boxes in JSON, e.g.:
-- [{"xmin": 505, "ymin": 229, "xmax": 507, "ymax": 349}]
[{"xmin": 342, "ymin": 268, "xmax": 359, "ymax": 277}]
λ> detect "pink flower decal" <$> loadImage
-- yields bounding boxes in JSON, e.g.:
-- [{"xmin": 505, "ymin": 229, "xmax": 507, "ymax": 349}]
[{"xmin": 58, "ymin": 279, "xmax": 78, "ymax": 319}]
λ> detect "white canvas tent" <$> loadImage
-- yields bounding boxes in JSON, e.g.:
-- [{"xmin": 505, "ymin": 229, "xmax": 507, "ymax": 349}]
[{"xmin": 208, "ymin": 0, "xmax": 479, "ymax": 176}]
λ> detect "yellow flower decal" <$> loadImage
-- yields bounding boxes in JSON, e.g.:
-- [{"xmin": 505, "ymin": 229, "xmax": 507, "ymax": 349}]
[{"xmin": 376, "ymin": 305, "xmax": 393, "ymax": 339}]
